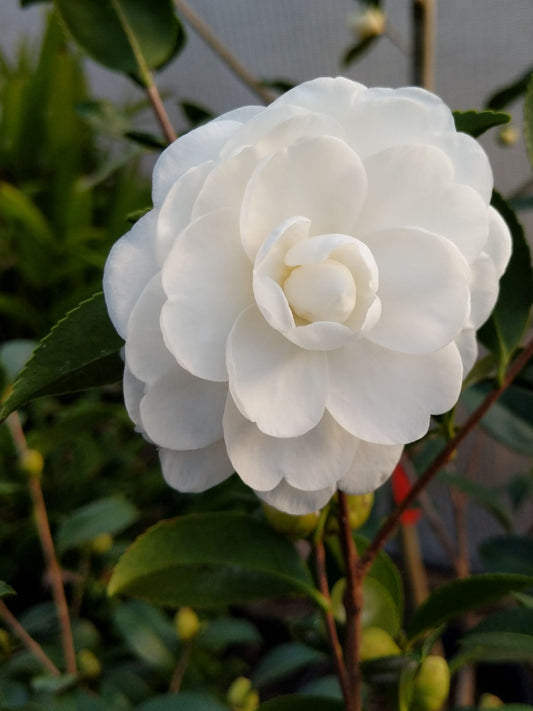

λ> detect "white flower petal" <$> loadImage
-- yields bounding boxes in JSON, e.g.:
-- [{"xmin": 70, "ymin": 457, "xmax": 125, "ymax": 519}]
[
  {"xmin": 103, "ymin": 210, "xmax": 159, "ymax": 339},
  {"xmin": 455, "ymin": 328, "xmax": 478, "ymax": 375},
  {"xmin": 272, "ymin": 77, "xmax": 366, "ymax": 122},
  {"xmin": 140, "ymin": 370, "xmax": 227, "ymax": 450},
  {"xmin": 125, "ymin": 273, "xmax": 176, "ymax": 384},
  {"xmin": 366, "ymin": 227, "xmax": 471, "ymax": 354},
  {"xmin": 157, "ymin": 161, "xmax": 213, "ymax": 264},
  {"xmin": 338, "ymin": 441, "xmax": 403, "ymax": 494},
  {"xmin": 358, "ymin": 145, "xmax": 489, "ymax": 262},
  {"xmin": 161, "ymin": 208, "xmax": 253, "ymax": 382},
  {"xmin": 215, "ymin": 105, "xmax": 263, "ymax": 123},
  {"xmin": 227, "ymin": 305, "xmax": 327, "ymax": 438},
  {"xmin": 152, "ymin": 120, "xmax": 240, "ymax": 206},
  {"xmin": 434, "ymin": 132, "xmax": 493, "ymax": 204},
  {"xmin": 486, "ymin": 206, "xmax": 512, "ymax": 278},
  {"xmin": 255, "ymin": 479, "xmax": 336, "ymax": 515},
  {"xmin": 223, "ymin": 397, "xmax": 357, "ymax": 491},
  {"xmin": 327, "ymin": 340, "xmax": 463, "ymax": 444},
  {"xmin": 468, "ymin": 252, "xmax": 499, "ymax": 328},
  {"xmin": 159, "ymin": 441, "xmax": 234, "ymax": 493},
  {"xmin": 241, "ymin": 136, "xmax": 367, "ymax": 259},
  {"xmin": 123, "ymin": 365, "xmax": 144, "ymax": 430}
]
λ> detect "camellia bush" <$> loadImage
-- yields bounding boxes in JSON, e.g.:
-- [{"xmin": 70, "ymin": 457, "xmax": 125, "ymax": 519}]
[{"xmin": 1, "ymin": 1, "xmax": 533, "ymax": 711}]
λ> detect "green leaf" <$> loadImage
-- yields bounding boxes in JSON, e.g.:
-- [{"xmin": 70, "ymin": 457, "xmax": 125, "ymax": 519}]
[
  {"xmin": 56, "ymin": 496, "xmax": 138, "ymax": 554},
  {"xmin": 54, "ymin": 0, "xmax": 185, "ymax": 81},
  {"xmin": 407, "ymin": 573, "xmax": 533, "ymax": 641},
  {"xmin": 342, "ymin": 36, "xmax": 378, "ymax": 66},
  {"xmin": 199, "ymin": 617, "xmax": 261, "ymax": 652},
  {"xmin": 297, "ymin": 676, "xmax": 342, "ymax": 700},
  {"xmin": 437, "ymin": 471, "xmax": 512, "ymax": 531},
  {"xmin": 486, "ymin": 68, "xmax": 533, "ymax": 110},
  {"xmin": 108, "ymin": 513, "xmax": 322, "ymax": 608},
  {"xmin": 468, "ymin": 606, "xmax": 533, "ymax": 635},
  {"xmin": 450, "ymin": 707, "xmax": 533, "ymax": 711},
  {"xmin": 0, "ymin": 340, "xmax": 37, "ymax": 384},
  {"xmin": 0, "ymin": 581, "xmax": 16, "ymax": 597},
  {"xmin": 135, "ymin": 695, "xmax": 230, "ymax": 711},
  {"xmin": 258, "ymin": 697, "xmax": 343, "ymax": 711},
  {"xmin": 113, "ymin": 600, "xmax": 177, "ymax": 672},
  {"xmin": 478, "ymin": 535, "xmax": 533, "ymax": 575},
  {"xmin": 453, "ymin": 110, "xmax": 510, "ymax": 137},
  {"xmin": 452, "ymin": 631, "xmax": 533, "ymax": 670},
  {"xmin": 179, "ymin": 100, "xmax": 214, "ymax": 127},
  {"xmin": 524, "ymin": 73, "xmax": 533, "ymax": 170},
  {"xmin": 478, "ymin": 192, "xmax": 533, "ymax": 375},
  {"xmin": 0, "ymin": 293, "xmax": 124, "ymax": 422},
  {"xmin": 252, "ymin": 643, "xmax": 327, "ymax": 689}
]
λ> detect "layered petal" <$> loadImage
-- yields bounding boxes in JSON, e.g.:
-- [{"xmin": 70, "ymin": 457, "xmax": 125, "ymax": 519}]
[
  {"xmin": 161, "ymin": 208, "xmax": 253, "ymax": 381},
  {"xmin": 255, "ymin": 479, "xmax": 336, "ymax": 516},
  {"xmin": 327, "ymin": 340, "xmax": 463, "ymax": 444},
  {"xmin": 227, "ymin": 305, "xmax": 327, "ymax": 437},
  {"xmin": 160, "ymin": 441, "xmax": 234, "ymax": 493},
  {"xmin": 338, "ymin": 441, "xmax": 403, "ymax": 494},
  {"xmin": 486, "ymin": 206, "xmax": 512, "ymax": 277}
]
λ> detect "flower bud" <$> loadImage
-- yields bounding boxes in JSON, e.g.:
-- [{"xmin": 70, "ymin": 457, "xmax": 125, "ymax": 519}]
[
  {"xmin": 498, "ymin": 125, "xmax": 520, "ymax": 147},
  {"xmin": 327, "ymin": 492, "xmax": 374, "ymax": 533},
  {"xmin": 360, "ymin": 626, "xmax": 401, "ymax": 661},
  {"xmin": 410, "ymin": 656, "xmax": 450, "ymax": 711},
  {"xmin": 262, "ymin": 503, "xmax": 319, "ymax": 539},
  {"xmin": 77, "ymin": 648, "xmax": 101, "ymax": 679},
  {"xmin": 479, "ymin": 693, "xmax": 504, "ymax": 708},
  {"xmin": 175, "ymin": 606, "xmax": 200, "ymax": 642},
  {"xmin": 19, "ymin": 449, "xmax": 44, "ymax": 478},
  {"xmin": 227, "ymin": 676, "xmax": 259, "ymax": 711},
  {"xmin": 349, "ymin": 7, "xmax": 386, "ymax": 41},
  {"xmin": 90, "ymin": 532, "xmax": 113, "ymax": 555}
]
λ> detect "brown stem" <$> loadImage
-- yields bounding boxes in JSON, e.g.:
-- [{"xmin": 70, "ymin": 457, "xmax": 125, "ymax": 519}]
[
  {"xmin": 0, "ymin": 599, "xmax": 60, "ymax": 677},
  {"xmin": 169, "ymin": 642, "xmax": 192, "ymax": 693},
  {"xmin": 338, "ymin": 492, "xmax": 363, "ymax": 711},
  {"xmin": 412, "ymin": 0, "xmax": 436, "ymax": 90},
  {"xmin": 173, "ymin": 0, "xmax": 276, "ymax": 105},
  {"xmin": 146, "ymin": 83, "xmax": 177, "ymax": 144},
  {"xmin": 6, "ymin": 412, "xmax": 77, "ymax": 675},
  {"xmin": 360, "ymin": 336, "xmax": 533, "ymax": 573},
  {"xmin": 314, "ymin": 538, "xmax": 351, "ymax": 706}
]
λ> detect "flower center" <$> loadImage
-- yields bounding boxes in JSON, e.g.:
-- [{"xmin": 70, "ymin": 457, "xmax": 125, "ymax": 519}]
[{"xmin": 282, "ymin": 259, "xmax": 356, "ymax": 324}]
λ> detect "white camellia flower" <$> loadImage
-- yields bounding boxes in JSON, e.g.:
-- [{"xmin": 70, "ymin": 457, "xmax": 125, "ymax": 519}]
[{"xmin": 104, "ymin": 77, "xmax": 511, "ymax": 514}]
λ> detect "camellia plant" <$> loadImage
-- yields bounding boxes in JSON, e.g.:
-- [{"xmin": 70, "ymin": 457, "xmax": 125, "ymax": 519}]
[{"xmin": 1, "ymin": 1, "xmax": 533, "ymax": 711}]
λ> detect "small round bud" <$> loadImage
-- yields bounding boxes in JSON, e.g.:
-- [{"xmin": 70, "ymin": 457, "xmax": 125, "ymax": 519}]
[
  {"xmin": 349, "ymin": 7, "xmax": 386, "ymax": 41},
  {"xmin": 227, "ymin": 677, "xmax": 259, "ymax": 710},
  {"xmin": 262, "ymin": 503, "xmax": 319, "ymax": 539},
  {"xmin": 90, "ymin": 532, "xmax": 113, "ymax": 555},
  {"xmin": 410, "ymin": 656, "xmax": 450, "ymax": 711},
  {"xmin": 77, "ymin": 648, "xmax": 101, "ymax": 679},
  {"xmin": 327, "ymin": 492, "xmax": 374, "ymax": 533},
  {"xmin": 175, "ymin": 606, "xmax": 200, "ymax": 642},
  {"xmin": 479, "ymin": 693, "xmax": 504, "ymax": 708},
  {"xmin": 498, "ymin": 125, "xmax": 520, "ymax": 147},
  {"xmin": 19, "ymin": 449, "xmax": 44, "ymax": 478},
  {"xmin": 360, "ymin": 626, "xmax": 401, "ymax": 662}
]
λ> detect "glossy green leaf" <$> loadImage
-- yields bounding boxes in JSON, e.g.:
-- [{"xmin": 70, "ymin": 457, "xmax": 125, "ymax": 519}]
[
  {"xmin": 469, "ymin": 606, "xmax": 533, "ymax": 635},
  {"xmin": 252, "ymin": 642, "xmax": 327, "ymax": 688},
  {"xmin": 135, "ymin": 695, "xmax": 230, "ymax": 711},
  {"xmin": 258, "ymin": 697, "xmax": 344, "ymax": 711},
  {"xmin": 478, "ymin": 535, "xmax": 533, "ymax": 575},
  {"xmin": 478, "ymin": 192, "xmax": 533, "ymax": 376},
  {"xmin": 486, "ymin": 68, "xmax": 533, "ymax": 109},
  {"xmin": 524, "ymin": 73, "xmax": 533, "ymax": 170},
  {"xmin": 56, "ymin": 496, "xmax": 138, "ymax": 554},
  {"xmin": 108, "ymin": 513, "xmax": 321, "ymax": 608},
  {"xmin": 437, "ymin": 471, "xmax": 512, "ymax": 531},
  {"xmin": 200, "ymin": 616, "xmax": 261, "ymax": 652},
  {"xmin": 54, "ymin": 0, "xmax": 185, "ymax": 81},
  {"xmin": 0, "ymin": 293, "xmax": 124, "ymax": 422},
  {"xmin": 453, "ymin": 110, "xmax": 510, "ymax": 137},
  {"xmin": 0, "ymin": 581, "xmax": 15, "ymax": 597},
  {"xmin": 407, "ymin": 574, "xmax": 533, "ymax": 641}
]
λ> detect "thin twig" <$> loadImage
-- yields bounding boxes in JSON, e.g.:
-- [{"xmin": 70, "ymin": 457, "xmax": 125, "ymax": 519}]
[
  {"xmin": 412, "ymin": 0, "xmax": 435, "ymax": 90},
  {"xmin": 0, "ymin": 599, "xmax": 60, "ymax": 677},
  {"xmin": 146, "ymin": 84, "xmax": 177, "ymax": 144},
  {"xmin": 359, "ymin": 336, "xmax": 533, "ymax": 573},
  {"xmin": 314, "ymin": 538, "xmax": 351, "ymax": 706},
  {"xmin": 173, "ymin": 0, "xmax": 276, "ymax": 104},
  {"xmin": 169, "ymin": 642, "xmax": 192, "ymax": 693},
  {"xmin": 6, "ymin": 412, "xmax": 78, "ymax": 675},
  {"xmin": 338, "ymin": 492, "xmax": 363, "ymax": 711}
]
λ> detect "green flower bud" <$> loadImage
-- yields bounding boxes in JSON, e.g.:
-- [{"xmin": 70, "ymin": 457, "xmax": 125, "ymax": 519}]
[
  {"xmin": 360, "ymin": 626, "xmax": 401, "ymax": 662},
  {"xmin": 227, "ymin": 677, "xmax": 259, "ymax": 710},
  {"xmin": 262, "ymin": 503, "xmax": 319, "ymax": 539},
  {"xmin": 90, "ymin": 532, "xmax": 113, "ymax": 555},
  {"xmin": 175, "ymin": 606, "xmax": 200, "ymax": 642},
  {"xmin": 479, "ymin": 693, "xmax": 504, "ymax": 708},
  {"xmin": 327, "ymin": 492, "xmax": 374, "ymax": 533},
  {"xmin": 77, "ymin": 648, "xmax": 101, "ymax": 679},
  {"xmin": 349, "ymin": 7, "xmax": 386, "ymax": 41},
  {"xmin": 498, "ymin": 125, "xmax": 520, "ymax": 147},
  {"xmin": 19, "ymin": 449, "xmax": 44, "ymax": 478},
  {"xmin": 410, "ymin": 655, "xmax": 450, "ymax": 711}
]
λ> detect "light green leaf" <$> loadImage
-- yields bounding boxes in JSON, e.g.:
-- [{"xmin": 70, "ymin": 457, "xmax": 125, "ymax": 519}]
[
  {"xmin": 54, "ymin": 0, "xmax": 185, "ymax": 82},
  {"xmin": 108, "ymin": 513, "xmax": 322, "ymax": 608},
  {"xmin": 478, "ymin": 535, "xmax": 533, "ymax": 575},
  {"xmin": 0, "ymin": 581, "xmax": 16, "ymax": 597},
  {"xmin": 407, "ymin": 574, "xmax": 533, "ymax": 641},
  {"xmin": 0, "ymin": 293, "xmax": 124, "ymax": 422},
  {"xmin": 478, "ymin": 192, "xmax": 533, "ymax": 377},
  {"xmin": 524, "ymin": 73, "xmax": 533, "ymax": 170},
  {"xmin": 453, "ymin": 110, "xmax": 510, "ymax": 137},
  {"xmin": 252, "ymin": 643, "xmax": 327, "ymax": 689},
  {"xmin": 56, "ymin": 496, "xmax": 138, "ymax": 554},
  {"xmin": 113, "ymin": 600, "xmax": 177, "ymax": 672},
  {"xmin": 258, "ymin": 697, "xmax": 344, "ymax": 711},
  {"xmin": 135, "ymin": 695, "xmax": 230, "ymax": 711}
]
